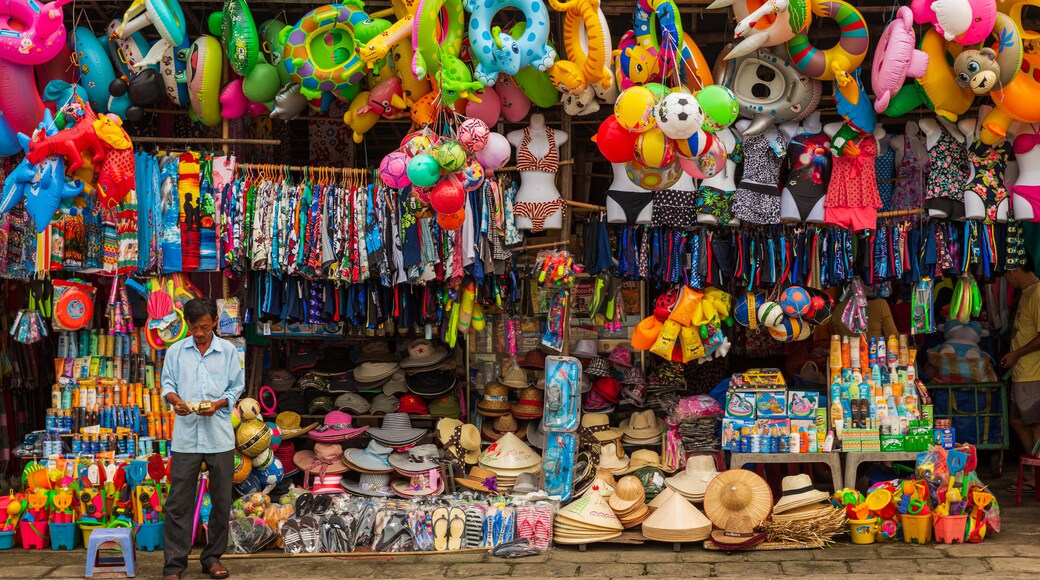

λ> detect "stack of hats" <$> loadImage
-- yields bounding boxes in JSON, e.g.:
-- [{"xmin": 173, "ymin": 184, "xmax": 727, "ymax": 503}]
[
  {"xmin": 607, "ymin": 346, "xmax": 633, "ymax": 368},
  {"xmin": 399, "ymin": 339, "xmax": 453, "ymax": 373},
  {"xmin": 703, "ymin": 469, "xmax": 774, "ymax": 534},
  {"xmin": 481, "ymin": 415, "xmax": 525, "ymax": 441},
  {"xmin": 478, "ymin": 432, "xmax": 540, "ymax": 493},
  {"xmin": 519, "ymin": 349, "xmax": 546, "ymax": 371},
  {"xmin": 553, "ymin": 485, "xmax": 624, "ymax": 544},
  {"xmin": 406, "ymin": 370, "xmax": 456, "ymax": 397},
  {"xmin": 353, "ymin": 356, "xmax": 400, "ymax": 391},
  {"xmin": 499, "ymin": 362, "xmax": 529, "ymax": 389},
  {"xmin": 584, "ymin": 377, "xmax": 620, "ymax": 413},
  {"xmin": 597, "ymin": 441, "xmax": 630, "ymax": 474},
  {"xmin": 708, "ymin": 515, "xmax": 767, "ymax": 550},
  {"xmin": 770, "ymin": 474, "xmax": 833, "ymax": 523},
  {"xmin": 366, "ymin": 413, "xmax": 428, "ymax": 447},
  {"xmin": 454, "ymin": 466, "xmax": 501, "ymax": 493},
  {"xmin": 619, "ymin": 367, "xmax": 647, "ymax": 408},
  {"xmin": 617, "ymin": 450, "xmax": 670, "ymax": 475},
  {"xmin": 510, "ymin": 387, "xmax": 543, "ymax": 420},
  {"xmin": 292, "ymin": 442, "xmax": 350, "ymax": 492},
  {"xmin": 619, "ymin": 410, "xmax": 664, "ymax": 445},
  {"xmin": 476, "ymin": 382, "xmax": 510, "ymax": 417},
  {"xmin": 640, "ymin": 491, "xmax": 713, "ymax": 542},
  {"xmin": 388, "ymin": 444, "xmax": 444, "ymax": 497},
  {"xmin": 308, "ymin": 411, "xmax": 368, "ymax": 442},
  {"xmin": 665, "ymin": 455, "xmax": 720, "ymax": 503},
  {"xmin": 343, "ymin": 440, "xmax": 394, "ymax": 473},
  {"xmin": 607, "ymin": 476, "xmax": 650, "ymax": 529}
]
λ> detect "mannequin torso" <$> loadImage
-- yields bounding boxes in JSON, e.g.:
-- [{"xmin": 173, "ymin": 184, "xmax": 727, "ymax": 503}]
[
  {"xmin": 696, "ymin": 127, "xmax": 741, "ymax": 226},
  {"xmin": 508, "ymin": 113, "xmax": 569, "ymax": 231},
  {"xmin": 606, "ymin": 162, "xmax": 653, "ymax": 224}
]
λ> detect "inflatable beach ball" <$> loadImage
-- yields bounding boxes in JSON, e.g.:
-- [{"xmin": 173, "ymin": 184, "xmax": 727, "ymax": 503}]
[
  {"xmin": 757, "ymin": 301, "xmax": 784, "ymax": 328},
  {"xmin": 635, "ymin": 128, "xmax": 676, "ymax": 168},
  {"xmin": 380, "ymin": 151, "xmax": 411, "ymax": 188},
  {"xmin": 458, "ymin": 118, "xmax": 490, "ymax": 152},
  {"xmin": 734, "ymin": 293, "xmax": 765, "ymax": 328},
  {"xmin": 656, "ymin": 92, "xmax": 704, "ymax": 140},
  {"xmin": 780, "ymin": 286, "xmax": 812, "ymax": 317},
  {"xmin": 626, "ymin": 159, "xmax": 682, "ymax": 191},
  {"xmin": 696, "ymin": 85, "xmax": 739, "ymax": 133},
  {"xmin": 435, "ymin": 141, "xmax": 468, "ymax": 172},
  {"xmin": 614, "ymin": 86, "xmax": 658, "ymax": 133}
]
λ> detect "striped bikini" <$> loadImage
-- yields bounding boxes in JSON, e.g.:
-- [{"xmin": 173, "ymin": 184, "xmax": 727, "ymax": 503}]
[{"xmin": 515, "ymin": 127, "xmax": 566, "ymax": 231}]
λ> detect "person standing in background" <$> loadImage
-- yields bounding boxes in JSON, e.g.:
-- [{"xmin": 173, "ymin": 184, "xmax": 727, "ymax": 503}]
[{"xmin": 1003, "ymin": 254, "xmax": 1040, "ymax": 475}]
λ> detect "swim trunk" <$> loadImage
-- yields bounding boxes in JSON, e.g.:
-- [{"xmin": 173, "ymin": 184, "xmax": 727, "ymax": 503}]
[{"xmin": 824, "ymin": 207, "xmax": 877, "ymax": 232}]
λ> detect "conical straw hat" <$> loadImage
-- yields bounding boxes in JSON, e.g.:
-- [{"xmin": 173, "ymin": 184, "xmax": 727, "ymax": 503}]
[
  {"xmin": 642, "ymin": 491, "xmax": 712, "ymax": 540},
  {"xmin": 703, "ymin": 469, "xmax": 774, "ymax": 529},
  {"xmin": 556, "ymin": 489, "xmax": 624, "ymax": 531},
  {"xmin": 553, "ymin": 531, "xmax": 623, "ymax": 544},
  {"xmin": 478, "ymin": 432, "xmax": 540, "ymax": 470},
  {"xmin": 647, "ymin": 486, "xmax": 676, "ymax": 511}
]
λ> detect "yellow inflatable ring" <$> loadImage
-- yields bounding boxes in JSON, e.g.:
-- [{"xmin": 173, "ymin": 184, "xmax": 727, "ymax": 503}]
[
  {"xmin": 548, "ymin": 0, "xmax": 611, "ymax": 95},
  {"xmin": 981, "ymin": 2, "xmax": 1040, "ymax": 143},
  {"xmin": 786, "ymin": 0, "xmax": 867, "ymax": 81}
]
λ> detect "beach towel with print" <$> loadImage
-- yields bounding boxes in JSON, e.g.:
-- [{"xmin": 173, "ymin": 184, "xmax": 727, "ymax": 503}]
[{"xmin": 159, "ymin": 155, "xmax": 181, "ymax": 273}]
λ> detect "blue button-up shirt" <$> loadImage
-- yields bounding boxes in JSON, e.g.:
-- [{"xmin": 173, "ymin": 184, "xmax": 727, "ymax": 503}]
[{"xmin": 160, "ymin": 334, "xmax": 245, "ymax": 453}]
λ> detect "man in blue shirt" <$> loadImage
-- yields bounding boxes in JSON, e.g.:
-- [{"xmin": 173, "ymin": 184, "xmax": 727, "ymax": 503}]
[{"xmin": 161, "ymin": 297, "xmax": 244, "ymax": 580}]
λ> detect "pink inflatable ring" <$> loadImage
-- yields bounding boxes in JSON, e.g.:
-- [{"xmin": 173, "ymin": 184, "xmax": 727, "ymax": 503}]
[{"xmin": 0, "ymin": 0, "xmax": 72, "ymax": 65}]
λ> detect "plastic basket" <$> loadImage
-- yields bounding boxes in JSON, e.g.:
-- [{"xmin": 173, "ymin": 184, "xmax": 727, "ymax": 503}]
[
  {"xmin": 934, "ymin": 514, "xmax": 967, "ymax": 544},
  {"xmin": 902, "ymin": 514, "xmax": 933, "ymax": 544},
  {"xmin": 848, "ymin": 517, "xmax": 878, "ymax": 545},
  {"xmin": 50, "ymin": 522, "xmax": 77, "ymax": 550}
]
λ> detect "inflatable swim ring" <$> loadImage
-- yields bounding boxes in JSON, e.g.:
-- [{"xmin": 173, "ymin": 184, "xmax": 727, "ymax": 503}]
[
  {"xmin": 466, "ymin": 0, "xmax": 556, "ymax": 85},
  {"xmin": 158, "ymin": 37, "xmax": 190, "ymax": 106},
  {"xmin": 105, "ymin": 19, "xmax": 155, "ymax": 77},
  {"xmin": 118, "ymin": 0, "xmax": 187, "ymax": 67},
  {"xmin": 183, "ymin": 35, "xmax": 224, "ymax": 126},
  {"xmin": 882, "ymin": 28, "xmax": 973, "ymax": 121},
  {"xmin": 786, "ymin": 0, "xmax": 868, "ymax": 82},
  {"xmin": 0, "ymin": 61, "xmax": 45, "ymax": 135},
  {"xmin": 282, "ymin": 3, "xmax": 368, "ymax": 95},
  {"xmin": 547, "ymin": 0, "xmax": 611, "ymax": 94},
  {"xmin": 0, "ymin": 0, "xmax": 71, "ymax": 65},
  {"xmin": 952, "ymin": 11, "xmax": 1022, "ymax": 95},
  {"xmin": 633, "ymin": 0, "xmax": 683, "ymax": 77},
  {"xmin": 871, "ymin": 6, "xmax": 929, "ymax": 113},
  {"xmin": 73, "ymin": 27, "xmax": 124, "ymax": 114},
  {"xmin": 982, "ymin": 52, "xmax": 1040, "ymax": 143},
  {"xmin": 411, "ymin": 0, "xmax": 465, "ymax": 80},
  {"xmin": 710, "ymin": 0, "xmax": 812, "ymax": 60},
  {"xmin": 614, "ymin": 30, "xmax": 661, "ymax": 88},
  {"xmin": 910, "ymin": 0, "xmax": 997, "ymax": 45},
  {"xmin": 208, "ymin": 0, "xmax": 260, "ymax": 75}
]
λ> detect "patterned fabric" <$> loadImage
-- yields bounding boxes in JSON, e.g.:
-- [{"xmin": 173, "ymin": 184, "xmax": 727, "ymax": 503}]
[
  {"xmin": 695, "ymin": 186, "xmax": 734, "ymax": 224},
  {"xmin": 965, "ymin": 138, "xmax": 1011, "ymax": 224},
  {"xmin": 825, "ymin": 137, "xmax": 881, "ymax": 209},
  {"xmin": 516, "ymin": 128, "xmax": 559, "ymax": 172},
  {"xmin": 733, "ymin": 132, "xmax": 785, "ymax": 224},
  {"xmin": 925, "ymin": 125, "xmax": 968, "ymax": 203},
  {"xmin": 876, "ymin": 143, "xmax": 896, "ymax": 211},
  {"xmin": 651, "ymin": 188, "xmax": 698, "ymax": 229},
  {"xmin": 892, "ymin": 132, "xmax": 926, "ymax": 210}
]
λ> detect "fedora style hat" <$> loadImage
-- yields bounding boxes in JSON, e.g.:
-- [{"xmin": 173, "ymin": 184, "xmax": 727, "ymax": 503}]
[
  {"xmin": 584, "ymin": 358, "xmax": 611, "ymax": 378},
  {"xmin": 617, "ymin": 449, "xmax": 669, "ymax": 474},
  {"xmin": 510, "ymin": 472, "xmax": 541, "ymax": 496},
  {"xmin": 592, "ymin": 377, "xmax": 621, "ymax": 403},
  {"xmin": 510, "ymin": 387, "xmax": 544, "ymax": 419},
  {"xmin": 581, "ymin": 413, "xmax": 623, "ymax": 442},
  {"xmin": 476, "ymin": 382, "xmax": 511, "ymax": 416},
  {"xmin": 293, "ymin": 442, "xmax": 350, "ymax": 476},
  {"xmin": 708, "ymin": 514, "xmax": 767, "ymax": 550},
  {"xmin": 389, "ymin": 444, "xmax": 442, "ymax": 475},
  {"xmin": 772, "ymin": 474, "xmax": 831, "ymax": 515},
  {"xmin": 619, "ymin": 410, "xmax": 664, "ymax": 441},
  {"xmin": 455, "ymin": 466, "xmax": 501, "ymax": 493},
  {"xmin": 342, "ymin": 472, "xmax": 394, "ymax": 497},
  {"xmin": 519, "ymin": 349, "xmax": 547, "ymax": 370},
  {"xmin": 500, "ymin": 362, "xmax": 529, "ymax": 389},
  {"xmin": 367, "ymin": 413, "xmax": 427, "ymax": 447},
  {"xmin": 308, "ymin": 410, "xmax": 368, "ymax": 442},
  {"xmin": 607, "ymin": 346, "xmax": 633, "ymax": 368},
  {"xmin": 481, "ymin": 415, "xmax": 525, "ymax": 441},
  {"xmin": 274, "ymin": 412, "xmax": 317, "ymax": 439},
  {"xmin": 399, "ymin": 339, "xmax": 451, "ymax": 370},
  {"xmin": 570, "ymin": 339, "xmax": 599, "ymax": 359},
  {"xmin": 703, "ymin": 469, "xmax": 774, "ymax": 530},
  {"xmin": 343, "ymin": 440, "xmax": 395, "ymax": 474}
]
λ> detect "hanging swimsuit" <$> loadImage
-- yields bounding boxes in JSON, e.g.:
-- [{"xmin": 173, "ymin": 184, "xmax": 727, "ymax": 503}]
[
  {"xmin": 824, "ymin": 136, "xmax": 881, "ymax": 232},
  {"xmin": 876, "ymin": 142, "xmax": 896, "ymax": 212},
  {"xmin": 651, "ymin": 184, "xmax": 698, "ymax": 229},
  {"xmin": 606, "ymin": 190, "xmax": 654, "ymax": 224},
  {"xmin": 780, "ymin": 131, "xmax": 830, "ymax": 221},
  {"xmin": 1013, "ymin": 132, "xmax": 1040, "ymax": 218},
  {"xmin": 733, "ymin": 131, "xmax": 785, "ymax": 224},
  {"xmin": 892, "ymin": 132, "xmax": 925, "ymax": 211},
  {"xmin": 964, "ymin": 137, "xmax": 1011, "ymax": 223},
  {"xmin": 513, "ymin": 127, "xmax": 565, "ymax": 232},
  {"xmin": 924, "ymin": 125, "xmax": 968, "ymax": 220},
  {"xmin": 696, "ymin": 137, "xmax": 743, "ymax": 224}
]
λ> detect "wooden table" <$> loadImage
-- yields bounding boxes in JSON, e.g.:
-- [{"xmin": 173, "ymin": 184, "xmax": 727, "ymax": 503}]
[
  {"xmin": 843, "ymin": 451, "xmax": 920, "ymax": 490},
  {"xmin": 730, "ymin": 452, "xmax": 843, "ymax": 492}
]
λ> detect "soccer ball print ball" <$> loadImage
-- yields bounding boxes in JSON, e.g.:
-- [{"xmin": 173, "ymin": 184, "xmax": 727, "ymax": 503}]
[{"xmin": 655, "ymin": 92, "xmax": 704, "ymax": 140}]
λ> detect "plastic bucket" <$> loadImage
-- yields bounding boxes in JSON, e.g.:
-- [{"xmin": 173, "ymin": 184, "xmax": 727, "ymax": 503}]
[
  {"xmin": 80, "ymin": 523, "xmax": 102, "ymax": 546},
  {"xmin": 934, "ymin": 514, "xmax": 967, "ymax": 544},
  {"xmin": 20, "ymin": 521, "xmax": 48, "ymax": 550},
  {"xmin": 849, "ymin": 517, "xmax": 878, "ymax": 545},
  {"xmin": 135, "ymin": 521, "xmax": 164, "ymax": 552},
  {"xmin": 50, "ymin": 522, "xmax": 78, "ymax": 550},
  {"xmin": 902, "ymin": 514, "xmax": 933, "ymax": 544},
  {"xmin": 0, "ymin": 531, "xmax": 14, "ymax": 550}
]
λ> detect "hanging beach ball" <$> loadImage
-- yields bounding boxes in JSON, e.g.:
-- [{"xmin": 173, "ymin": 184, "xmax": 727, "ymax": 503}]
[
  {"xmin": 379, "ymin": 151, "xmax": 412, "ymax": 188},
  {"xmin": 429, "ymin": 176, "xmax": 466, "ymax": 214},
  {"xmin": 407, "ymin": 153, "xmax": 442, "ymax": 187},
  {"xmin": 475, "ymin": 132, "xmax": 511, "ymax": 169},
  {"xmin": 655, "ymin": 92, "xmax": 704, "ymax": 140},
  {"xmin": 768, "ymin": 317, "xmax": 805, "ymax": 343},
  {"xmin": 401, "ymin": 131, "xmax": 438, "ymax": 158},
  {"xmin": 674, "ymin": 130, "xmax": 713, "ymax": 159},
  {"xmin": 458, "ymin": 159, "xmax": 485, "ymax": 191},
  {"xmin": 437, "ymin": 208, "xmax": 466, "ymax": 230},
  {"xmin": 614, "ymin": 86, "xmax": 658, "ymax": 133},
  {"xmin": 458, "ymin": 118, "xmax": 490, "ymax": 152},
  {"xmin": 625, "ymin": 159, "xmax": 682, "ymax": 191},
  {"xmin": 644, "ymin": 83, "xmax": 670, "ymax": 102},
  {"xmin": 435, "ymin": 141, "xmax": 468, "ymax": 172},
  {"xmin": 594, "ymin": 116, "xmax": 639, "ymax": 163},
  {"xmin": 696, "ymin": 85, "xmax": 739, "ymax": 133},
  {"xmin": 635, "ymin": 128, "xmax": 676, "ymax": 169}
]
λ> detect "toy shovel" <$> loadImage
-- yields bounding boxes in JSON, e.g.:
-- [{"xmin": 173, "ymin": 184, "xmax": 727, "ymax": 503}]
[{"xmin": 947, "ymin": 449, "xmax": 968, "ymax": 475}]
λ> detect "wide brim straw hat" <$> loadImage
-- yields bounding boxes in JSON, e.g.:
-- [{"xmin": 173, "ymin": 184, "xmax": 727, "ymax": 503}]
[
  {"xmin": 454, "ymin": 466, "xmax": 501, "ymax": 493},
  {"xmin": 703, "ymin": 469, "xmax": 774, "ymax": 530},
  {"xmin": 274, "ymin": 411, "xmax": 318, "ymax": 439},
  {"xmin": 708, "ymin": 514, "xmax": 767, "ymax": 550},
  {"xmin": 665, "ymin": 455, "xmax": 720, "ymax": 499},
  {"xmin": 619, "ymin": 410, "xmax": 663, "ymax": 440},
  {"xmin": 640, "ymin": 492, "xmax": 712, "ymax": 542}
]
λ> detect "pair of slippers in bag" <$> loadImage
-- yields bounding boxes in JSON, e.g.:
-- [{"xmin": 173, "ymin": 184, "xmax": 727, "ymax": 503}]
[{"xmin": 430, "ymin": 506, "xmax": 467, "ymax": 551}]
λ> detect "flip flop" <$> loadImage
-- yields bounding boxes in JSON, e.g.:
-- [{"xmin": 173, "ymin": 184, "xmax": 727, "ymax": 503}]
[
  {"xmin": 464, "ymin": 506, "xmax": 484, "ymax": 548},
  {"xmin": 431, "ymin": 507, "xmax": 450, "ymax": 551},
  {"xmin": 279, "ymin": 518, "xmax": 304, "ymax": 554},
  {"xmin": 320, "ymin": 515, "xmax": 352, "ymax": 553},
  {"xmin": 447, "ymin": 507, "xmax": 466, "ymax": 551},
  {"xmin": 356, "ymin": 502, "xmax": 376, "ymax": 547},
  {"xmin": 297, "ymin": 515, "xmax": 322, "ymax": 553},
  {"xmin": 294, "ymin": 493, "xmax": 314, "ymax": 518}
]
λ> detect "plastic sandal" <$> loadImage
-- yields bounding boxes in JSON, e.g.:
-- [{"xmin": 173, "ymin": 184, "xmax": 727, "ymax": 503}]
[
  {"xmin": 447, "ymin": 507, "xmax": 466, "ymax": 551},
  {"xmin": 296, "ymin": 515, "xmax": 322, "ymax": 553},
  {"xmin": 464, "ymin": 506, "xmax": 485, "ymax": 548},
  {"xmin": 279, "ymin": 518, "xmax": 303, "ymax": 554},
  {"xmin": 294, "ymin": 493, "xmax": 314, "ymax": 518}
]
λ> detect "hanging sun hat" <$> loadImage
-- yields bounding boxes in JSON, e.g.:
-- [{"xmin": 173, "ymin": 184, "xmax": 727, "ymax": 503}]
[
  {"xmin": 397, "ymin": 394, "xmax": 429, "ymax": 415},
  {"xmin": 499, "ymin": 362, "xmax": 529, "ymax": 389},
  {"xmin": 616, "ymin": 450, "xmax": 669, "ymax": 475},
  {"xmin": 391, "ymin": 471, "xmax": 444, "ymax": 497},
  {"xmin": 293, "ymin": 442, "xmax": 350, "ymax": 478},
  {"xmin": 619, "ymin": 367, "xmax": 645, "ymax": 386},
  {"xmin": 389, "ymin": 443, "xmax": 442, "ymax": 475},
  {"xmin": 353, "ymin": 361, "xmax": 400, "ymax": 383},
  {"xmin": 399, "ymin": 339, "xmax": 451, "ymax": 370},
  {"xmin": 405, "ymin": 370, "xmax": 457, "ymax": 397},
  {"xmin": 592, "ymin": 377, "xmax": 621, "ymax": 403},
  {"xmin": 382, "ymin": 371, "xmax": 408, "ymax": 395},
  {"xmin": 436, "ymin": 418, "xmax": 481, "ymax": 464},
  {"xmin": 571, "ymin": 339, "xmax": 599, "ymax": 359},
  {"xmin": 585, "ymin": 358, "xmax": 611, "ymax": 378},
  {"xmin": 274, "ymin": 412, "xmax": 317, "ymax": 440},
  {"xmin": 509, "ymin": 472, "xmax": 541, "ymax": 496},
  {"xmin": 455, "ymin": 466, "xmax": 501, "ymax": 493},
  {"xmin": 343, "ymin": 440, "xmax": 395, "ymax": 474},
  {"xmin": 481, "ymin": 415, "xmax": 525, "ymax": 441},
  {"xmin": 308, "ymin": 410, "xmax": 369, "ymax": 442},
  {"xmin": 582, "ymin": 389, "xmax": 614, "ymax": 413},
  {"xmin": 597, "ymin": 442, "xmax": 631, "ymax": 473},
  {"xmin": 366, "ymin": 413, "xmax": 427, "ymax": 447},
  {"xmin": 771, "ymin": 474, "xmax": 831, "ymax": 515},
  {"xmin": 334, "ymin": 392, "xmax": 371, "ymax": 415},
  {"xmin": 369, "ymin": 393, "xmax": 400, "ymax": 415},
  {"xmin": 607, "ymin": 346, "xmax": 633, "ymax": 368},
  {"xmin": 307, "ymin": 396, "xmax": 334, "ymax": 415},
  {"xmin": 665, "ymin": 455, "xmax": 720, "ymax": 500},
  {"xmin": 708, "ymin": 514, "xmax": 767, "ymax": 550},
  {"xmin": 703, "ymin": 469, "xmax": 774, "ymax": 530},
  {"xmin": 519, "ymin": 349, "xmax": 546, "ymax": 370},
  {"xmin": 526, "ymin": 418, "xmax": 547, "ymax": 450},
  {"xmin": 476, "ymin": 382, "xmax": 511, "ymax": 417},
  {"xmin": 428, "ymin": 395, "xmax": 461, "ymax": 419},
  {"xmin": 510, "ymin": 387, "xmax": 544, "ymax": 419},
  {"xmin": 641, "ymin": 492, "xmax": 712, "ymax": 542},
  {"xmin": 478, "ymin": 432, "xmax": 540, "ymax": 471},
  {"xmin": 619, "ymin": 410, "xmax": 664, "ymax": 441},
  {"xmin": 268, "ymin": 369, "xmax": 296, "ymax": 392},
  {"xmin": 356, "ymin": 342, "xmax": 397, "ymax": 363},
  {"xmin": 580, "ymin": 413, "xmax": 623, "ymax": 442},
  {"xmin": 342, "ymin": 472, "xmax": 394, "ymax": 497}
]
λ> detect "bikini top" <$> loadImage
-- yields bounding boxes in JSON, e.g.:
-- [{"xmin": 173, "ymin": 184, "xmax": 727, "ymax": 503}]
[
  {"xmin": 1013, "ymin": 132, "xmax": 1040, "ymax": 155},
  {"xmin": 517, "ymin": 127, "xmax": 559, "ymax": 173}
]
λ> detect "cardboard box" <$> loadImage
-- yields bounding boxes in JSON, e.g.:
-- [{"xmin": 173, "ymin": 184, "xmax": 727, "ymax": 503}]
[
  {"xmin": 788, "ymin": 391, "xmax": 820, "ymax": 419},
  {"xmin": 755, "ymin": 390, "xmax": 788, "ymax": 419},
  {"xmin": 725, "ymin": 391, "xmax": 756, "ymax": 419},
  {"xmin": 880, "ymin": 435, "xmax": 904, "ymax": 452},
  {"xmin": 934, "ymin": 428, "xmax": 956, "ymax": 449}
]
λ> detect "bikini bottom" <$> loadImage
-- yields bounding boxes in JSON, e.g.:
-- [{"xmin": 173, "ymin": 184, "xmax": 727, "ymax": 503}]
[
  {"xmin": 605, "ymin": 190, "xmax": 653, "ymax": 224},
  {"xmin": 924, "ymin": 197, "xmax": 965, "ymax": 220},
  {"xmin": 514, "ymin": 198, "xmax": 567, "ymax": 232},
  {"xmin": 732, "ymin": 184, "xmax": 780, "ymax": 225},
  {"xmin": 695, "ymin": 185, "xmax": 733, "ymax": 224},
  {"xmin": 824, "ymin": 207, "xmax": 877, "ymax": 233},
  {"xmin": 651, "ymin": 188, "xmax": 697, "ymax": 229},
  {"xmin": 784, "ymin": 182, "xmax": 825, "ymax": 221},
  {"xmin": 1015, "ymin": 185, "xmax": 1040, "ymax": 219}
]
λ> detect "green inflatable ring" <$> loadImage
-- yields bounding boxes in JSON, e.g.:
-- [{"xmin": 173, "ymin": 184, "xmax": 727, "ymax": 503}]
[
  {"xmin": 411, "ymin": 0, "xmax": 466, "ymax": 80},
  {"xmin": 208, "ymin": 0, "xmax": 259, "ymax": 75}
]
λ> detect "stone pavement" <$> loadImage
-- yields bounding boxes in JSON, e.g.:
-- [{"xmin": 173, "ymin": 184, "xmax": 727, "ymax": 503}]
[{"xmin": 8, "ymin": 483, "xmax": 1040, "ymax": 579}]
